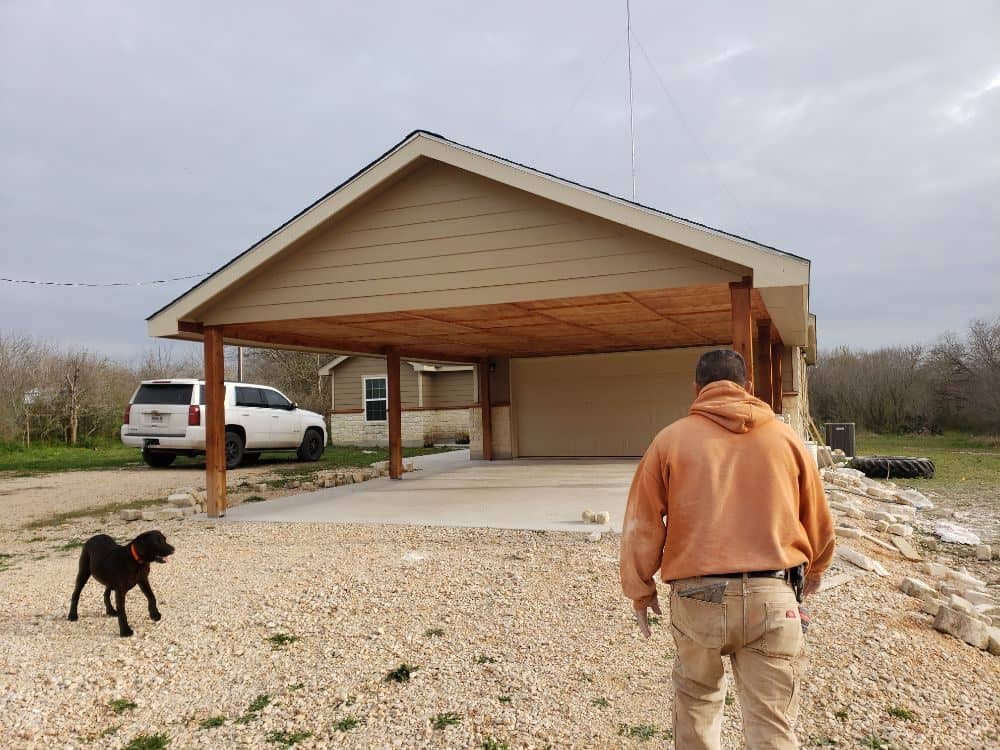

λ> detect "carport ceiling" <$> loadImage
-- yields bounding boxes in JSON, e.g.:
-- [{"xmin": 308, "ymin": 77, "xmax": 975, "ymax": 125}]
[{"xmin": 213, "ymin": 283, "xmax": 770, "ymax": 361}]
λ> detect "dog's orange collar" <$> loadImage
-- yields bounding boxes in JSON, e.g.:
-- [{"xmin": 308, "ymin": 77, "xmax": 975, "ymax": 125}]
[{"xmin": 129, "ymin": 544, "xmax": 144, "ymax": 564}]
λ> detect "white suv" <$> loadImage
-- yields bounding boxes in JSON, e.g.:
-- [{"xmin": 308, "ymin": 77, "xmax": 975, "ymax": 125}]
[{"xmin": 121, "ymin": 379, "xmax": 327, "ymax": 469}]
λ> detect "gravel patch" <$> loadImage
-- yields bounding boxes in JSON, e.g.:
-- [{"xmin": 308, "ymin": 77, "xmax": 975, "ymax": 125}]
[{"xmin": 0, "ymin": 516, "xmax": 997, "ymax": 749}]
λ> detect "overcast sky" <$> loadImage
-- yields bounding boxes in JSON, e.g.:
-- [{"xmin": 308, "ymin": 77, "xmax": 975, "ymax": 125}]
[{"xmin": 2, "ymin": 1, "xmax": 997, "ymax": 360}]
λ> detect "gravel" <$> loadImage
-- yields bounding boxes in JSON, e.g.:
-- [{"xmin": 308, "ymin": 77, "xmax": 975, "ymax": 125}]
[{"xmin": 1, "ymin": 511, "xmax": 998, "ymax": 750}]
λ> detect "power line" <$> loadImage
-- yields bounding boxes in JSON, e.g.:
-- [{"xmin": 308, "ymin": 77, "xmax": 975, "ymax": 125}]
[
  {"xmin": 1, "ymin": 272, "xmax": 211, "ymax": 288},
  {"xmin": 632, "ymin": 33, "xmax": 755, "ymax": 234}
]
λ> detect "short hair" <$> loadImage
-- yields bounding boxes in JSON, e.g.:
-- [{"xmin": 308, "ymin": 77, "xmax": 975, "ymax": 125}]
[{"xmin": 695, "ymin": 349, "xmax": 747, "ymax": 389}]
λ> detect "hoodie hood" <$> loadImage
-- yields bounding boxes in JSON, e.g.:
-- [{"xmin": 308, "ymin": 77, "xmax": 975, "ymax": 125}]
[{"xmin": 689, "ymin": 380, "xmax": 775, "ymax": 434}]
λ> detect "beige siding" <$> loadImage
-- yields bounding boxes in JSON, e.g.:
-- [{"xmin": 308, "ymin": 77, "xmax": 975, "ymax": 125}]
[
  {"xmin": 332, "ymin": 357, "xmax": 419, "ymax": 411},
  {"xmin": 511, "ymin": 347, "xmax": 714, "ymax": 457},
  {"xmin": 200, "ymin": 161, "xmax": 741, "ymax": 325},
  {"xmin": 423, "ymin": 370, "xmax": 475, "ymax": 408}
]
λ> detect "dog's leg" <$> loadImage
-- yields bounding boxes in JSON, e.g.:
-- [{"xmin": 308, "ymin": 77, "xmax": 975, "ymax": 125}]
[
  {"xmin": 104, "ymin": 587, "xmax": 117, "ymax": 616},
  {"xmin": 137, "ymin": 579, "xmax": 161, "ymax": 621},
  {"xmin": 68, "ymin": 549, "xmax": 90, "ymax": 621},
  {"xmin": 115, "ymin": 589, "xmax": 133, "ymax": 637}
]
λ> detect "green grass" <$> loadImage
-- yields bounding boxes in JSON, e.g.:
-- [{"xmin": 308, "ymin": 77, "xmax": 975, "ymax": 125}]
[
  {"xmin": 122, "ymin": 733, "xmax": 170, "ymax": 750},
  {"xmin": 431, "ymin": 712, "xmax": 462, "ymax": 730},
  {"xmin": 109, "ymin": 698, "xmax": 137, "ymax": 714},
  {"xmin": 856, "ymin": 432, "xmax": 1000, "ymax": 494},
  {"xmin": 475, "ymin": 654, "xmax": 497, "ymax": 664},
  {"xmin": 887, "ymin": 706, "xmax": 916, "ymax": 721},
  {"xmin": 198, "ymin": 716, "xmax": 225, "ymax": 729},
  {"xmin": 424, "ymin": 627, "xmax": 445, "ymax": 638},
  {"xmin": 0, "ymin": 439, "xmax": 458, "ymax": 478},
  {"xmin": 267, "ymin": 633, "xmax": 299, "ymax": 649},
  {"xmin": 591, "ymin": 697, "xmax": 610, "ymax": 708},
  {"xmin": 334, "ymin": 717, "xmax": 362, "ymax": 731},
  {"xmin": 482, "ymin": 738, "xmax": 511, "ymax": 750},
  {"xmin": 618, "ymin": 723, "xmax": 659, "ymax": 741},
  {"xmin": 23, "ymin": 496, "xmax": 164, "ymax": 530},
  {"xmin": 860, "ymin": 736, "xmax": 892, "ymax": 750},
  {"xmin": 498, "ymin": 695, "xmax": 512, "ymax": 704},
  {"xmin": 235, "ymin": 693, "xmax": 272, "ymax": 724},
  {"xmin": 265, "ymin": 730, "xmax": 311, "ymax": 747}
]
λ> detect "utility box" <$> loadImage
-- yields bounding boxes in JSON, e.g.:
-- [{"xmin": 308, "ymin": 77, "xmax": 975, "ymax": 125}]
[{"xmin": 825, "ymin": 422, "xmax": 856, "ymax": 457}]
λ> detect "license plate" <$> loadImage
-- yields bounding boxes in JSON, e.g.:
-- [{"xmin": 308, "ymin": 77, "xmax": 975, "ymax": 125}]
[{"xmin": 151, "ymin": 414, "xmax": 164, "ymax": 423}]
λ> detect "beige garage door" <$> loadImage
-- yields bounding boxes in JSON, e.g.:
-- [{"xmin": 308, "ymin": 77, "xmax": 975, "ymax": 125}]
[{"xmin": 511, "ymin": 347, "xmax": 714, "ymax": 457}]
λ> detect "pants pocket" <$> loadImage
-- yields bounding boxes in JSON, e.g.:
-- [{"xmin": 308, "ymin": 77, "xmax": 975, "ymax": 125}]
[
  {"xmin": 757, "ymin": 601, "xmax": 804, "ymax": 658},
  {"xmin": 670, "ymin": 591, "xmax": 726, "ymax": 649}
]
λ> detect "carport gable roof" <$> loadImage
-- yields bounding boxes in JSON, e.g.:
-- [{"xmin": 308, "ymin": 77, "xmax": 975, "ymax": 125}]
[{"xmin": 147, "ymin": 130, "xmax": 810, "ymax": 340}]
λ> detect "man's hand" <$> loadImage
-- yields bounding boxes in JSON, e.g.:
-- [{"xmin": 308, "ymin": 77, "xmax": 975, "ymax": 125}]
[
  {"xmin": 634, "ymin": 595, "xmax": 662, "ymax": 638},
  {"xmin": 802, "ymin": 575, "xmax": 822, "ymax": 598}
]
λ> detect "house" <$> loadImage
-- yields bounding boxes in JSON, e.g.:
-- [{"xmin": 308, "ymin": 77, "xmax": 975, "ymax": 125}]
[
  {"xmin": 145, "ymin": 130, "xmax": 817, "ymax": 515},
  {"xmin": 319, "ymin": 356, "xmax": 474, "ymax": 447}
]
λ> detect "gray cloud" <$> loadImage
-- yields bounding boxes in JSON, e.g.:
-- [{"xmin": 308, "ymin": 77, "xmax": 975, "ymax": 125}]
[{"xmin": 2, "ymin": 0, "xmax": 997, "ymax": 359}]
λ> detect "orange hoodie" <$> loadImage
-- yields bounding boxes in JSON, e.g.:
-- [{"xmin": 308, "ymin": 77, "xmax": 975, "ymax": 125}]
[{"xmin": 619, "ymin": 380, "xmax": 834, "ymax": 609}]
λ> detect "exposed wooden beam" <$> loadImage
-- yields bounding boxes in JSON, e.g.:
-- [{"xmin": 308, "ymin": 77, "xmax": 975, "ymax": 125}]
[
  {"xmin": 386, "ymin": 349, "xmax": 403, "ymax": 479},
  {"xmin": 771, "ymin": 340, "xmax": 784, "ymax": 413},
  {"xmin": 729, "ymin": 276, "xmax": 754, "ymax": 381},
  {"xmin": 203, "ymin": 326, "xmax": 227, "ymax": 517},
  {"xmin": 621, "ymin": 292, "xmax": 716, "ymax": 342},
  {"xmin": 755, "ymin": 319, "xmax": 773, "ymax": 404},
  {"xmin": 479, "ymin": 357, "xmax": 493, "ymax": 461}
]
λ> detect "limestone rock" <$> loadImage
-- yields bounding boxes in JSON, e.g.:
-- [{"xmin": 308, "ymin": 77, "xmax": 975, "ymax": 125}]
[
  {"xmin": 933, "ymin": 606, "xmax": 990, "ymax": 650},
  {"xmin": 920, "ymin": 561, "xmax": 950, "ymax": 580},
  {"xmin": 300, "ymin": 482, "xmax": 316, "ymax": 491},
  {"xmin": 921, "ymin": 598, "xmax": 946, "ymax": 617},
  {"xmin": 874, "ymin": 521, "xmax": 890, "ymax": 533},
  {"xmin": 887, "ymin": 523, "xmax": 913, "ymax": 537},
  {"xmin": 581, "ymin": 510, "xmax": 595, "ymax": 523},
  {"xmin": 866, "ymin": 486, "xmax": 894, "ymax": 501},
  {"xmin": 586, "ymin": 532, "xmax": 602, "ymax": 542},
  {"xmin": 118, "ymin": 509, "xmax": 141, "ymax": 521},
  {"xmin": 899, "ymin": 577, "xmax": 936, "ymax": 602},
  {"xmin": 836, "ymin": 547, "xmax": 888, "ymax": 576},
  {"xmin": 987, "ymin": 628, "xmax": 1000, "ymax": 656},
  {"xmin": 835, "ymin": 527, "xmax": 863, "ymax": 539},
  {"xmin": 947, "ymin": 594, "xmax": 976, "ymax": 616},
  {"xmin": 950, "ymin": 569, "xmax": 987, "ymax": 592},
  {"xmin": 963, "ymin": 590, "xmax": 996, "ymax": 607},
  {"xmin": 976, "ymin": 544, "xmax": 992, "ymax": 561},
  {"xmin": 894, "ymin": 488, "xmax": 934, "ymax": 509},
  {"xmin": 889, "ymin": 535, "xmax": 922, "ymax": 562},
  {"xmin": 255, "ymin": 483, "xmax": 268, "ymax": 493},
  {"xmin": 594, "ymin": 511, "xmax": 611, "ymax": 525},
  {"xmin": 167, "ymin": 492, "xmax": 196, "ymax": 508}
]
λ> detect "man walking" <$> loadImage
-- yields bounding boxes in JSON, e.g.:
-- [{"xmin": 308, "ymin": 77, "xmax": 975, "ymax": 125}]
[{"xmin": 620, "ymin": 349, "xmax": 834, "ymax": 750}]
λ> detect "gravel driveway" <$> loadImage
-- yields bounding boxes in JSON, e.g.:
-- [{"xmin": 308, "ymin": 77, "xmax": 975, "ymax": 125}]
[{"xmin": 0, "ymin": 515, "xmax": 997, "ymax": 749}]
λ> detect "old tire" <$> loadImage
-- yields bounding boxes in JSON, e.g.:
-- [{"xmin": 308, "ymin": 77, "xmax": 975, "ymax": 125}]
[
  {"xmin": 142, "ymin": 450, "xmax": 176, "ymax": 468},
  {"xmin": 850, "ymin": 455, "xmax": 935, "ymax": 480},
  {"xmin": 224, "ymin": 430, "xmax": 245, "ymax": 470},
  {"xmin": 296, "ymin": 428, "xmax": 325, "ymax": 462}
]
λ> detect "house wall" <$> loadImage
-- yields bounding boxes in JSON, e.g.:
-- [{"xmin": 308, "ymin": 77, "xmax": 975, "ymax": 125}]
[
  {"xmin": 468, "ymin": 405, "xmax": 513, "ymax": 460},
  {"xmin": 423, "ymin": 370, "xmax": 474, "ymax": 408},
  {"xmin": 200, "ymin": 161, "xmax": 742, "ymax": 326},
  {"xmin": 328, "ymin": 407, "xmax": 471, "ymax": 448},
  {"xmin": 781, "ymin": 346, "xmax": 810, "ymax": 439},
  {"xmin": 332, "ymin": 357, "xmax": 419, "ymax": 410}
]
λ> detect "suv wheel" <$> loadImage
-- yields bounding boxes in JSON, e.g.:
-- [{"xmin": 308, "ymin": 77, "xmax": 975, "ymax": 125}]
[
  {"xmin": 296, "ymin": 428, "xmax": 325, "ymax": 462},
  {"xmin": 225, "ymin": 430, "xmax": 245, "ymax": 469},
  {"xmin": 142, "ymin": 450, "xmax": 176, "ymax": 468}
]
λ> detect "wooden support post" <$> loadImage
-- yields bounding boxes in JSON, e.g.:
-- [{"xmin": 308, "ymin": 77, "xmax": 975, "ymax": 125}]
[
  {"xmin": 729, "ymin": 276, "xmax": 754, "ymax": 385},
  {"xmin": 203, "ymin": 326, "xmax": 227, "ymax": 517},
  {"xmin": 386, "ymin": 349, "xmax": 403, "ymax": 479},
  {"xmin": 771, "ymin": 341, "xmax": 784, "ymax": 413},
  {"xmin": 479, "ymin": 357, "xmax": 493, "ymax": 461},
  {"xmin": 755, "ymin": 319, "xmax": 773, "ymax": 404}
]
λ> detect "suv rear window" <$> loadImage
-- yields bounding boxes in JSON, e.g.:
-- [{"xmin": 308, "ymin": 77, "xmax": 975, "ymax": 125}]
[{"xmin": 133, "ymin": 384, "xmax": 194, "ymax": 405}]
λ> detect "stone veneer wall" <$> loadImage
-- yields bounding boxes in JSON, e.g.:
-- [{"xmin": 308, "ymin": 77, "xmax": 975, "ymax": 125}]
[
  {"xmin": 328, "ymin": 408, "xmax": 471, "ymax": 448},
  {"xmin": 468, "ymin": 405, "xmax": 512, "ymax": 460},
  {"xmin": 781, "ymin": 346, "xmax": 810, "ymax": 440}
]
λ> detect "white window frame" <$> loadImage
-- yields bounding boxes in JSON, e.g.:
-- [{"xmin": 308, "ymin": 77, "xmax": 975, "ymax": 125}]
[{"xmin": 362, "ymin": 375, "xmax": 388, "ymax": 423}]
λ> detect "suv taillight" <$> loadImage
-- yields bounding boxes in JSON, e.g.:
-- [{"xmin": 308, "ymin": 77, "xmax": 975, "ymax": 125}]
[
  {"xmin": 188, "ymin": 405, "xmax": 201, "ymax": 426},
  {"xmin": 123, "ymin": 405, "xmax": 130, "ymax": 425}
]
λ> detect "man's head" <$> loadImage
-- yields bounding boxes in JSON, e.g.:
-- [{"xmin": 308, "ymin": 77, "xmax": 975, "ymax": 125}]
[{"xmin": 694, "ymin": 349, "xmax": 748, "ymax": 391}]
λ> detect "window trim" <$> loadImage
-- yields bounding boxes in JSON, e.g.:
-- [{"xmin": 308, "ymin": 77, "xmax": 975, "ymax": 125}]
[{"xmin": 362, "ymin": 375, "xmax": 388, "ymax": 423}]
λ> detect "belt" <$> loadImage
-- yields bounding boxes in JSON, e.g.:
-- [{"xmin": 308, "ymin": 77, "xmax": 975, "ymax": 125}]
[{"xmin": 713, "ymin": 570, "xmax": 786, "ymax": 579}]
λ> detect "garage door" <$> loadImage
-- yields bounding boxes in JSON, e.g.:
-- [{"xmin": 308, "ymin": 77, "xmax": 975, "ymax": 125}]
[{"xmin": 511, "ymin": 347, "xmax": 714, "ymax": 457}]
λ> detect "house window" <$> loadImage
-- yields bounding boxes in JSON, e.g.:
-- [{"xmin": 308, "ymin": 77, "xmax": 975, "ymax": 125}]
[{"xmin": 363, "ymin": 376, "xmax": 387, "ymax": 422}]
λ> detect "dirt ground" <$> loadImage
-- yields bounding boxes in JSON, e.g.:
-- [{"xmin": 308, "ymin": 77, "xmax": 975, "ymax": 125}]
[{"xmin": 0, "ymin": 465, "xmax": 997, "ymax": 749}]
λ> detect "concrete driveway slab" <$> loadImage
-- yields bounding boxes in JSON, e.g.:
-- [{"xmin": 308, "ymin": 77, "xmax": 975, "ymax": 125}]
[{"xmin": 225, "ymin": 449, "xmax": 637, "ymax": 533}]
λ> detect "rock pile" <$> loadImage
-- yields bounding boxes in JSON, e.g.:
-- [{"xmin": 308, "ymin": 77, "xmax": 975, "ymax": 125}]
[
  {"xmin": 821, "ymin": 466, "xmax": 997, "ymax": 657},
  {"xmin": 581, "ymin": 510, "xmax": 612, "ymax": 525}
]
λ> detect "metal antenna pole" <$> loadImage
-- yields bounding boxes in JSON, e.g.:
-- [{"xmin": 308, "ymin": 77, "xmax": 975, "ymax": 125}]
[{"xmin": 625, "ymin": 0, "xmax": 637, "ymax": 201}]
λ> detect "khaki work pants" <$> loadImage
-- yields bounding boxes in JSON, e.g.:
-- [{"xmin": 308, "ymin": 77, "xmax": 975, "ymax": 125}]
[{"xmin": 669, "ymin": 575, "xmax": 805, "ymax": 750}]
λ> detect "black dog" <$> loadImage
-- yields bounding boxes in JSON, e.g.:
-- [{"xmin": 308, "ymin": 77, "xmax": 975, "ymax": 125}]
[{"xmin": 68, "ymin": 530, "xmax": 174, "ymax": 637}]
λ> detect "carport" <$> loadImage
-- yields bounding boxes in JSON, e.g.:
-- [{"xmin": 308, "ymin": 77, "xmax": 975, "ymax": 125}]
[{"xmin": 146, "ymin": 131, "xmax": 817, "ymax": 517}]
